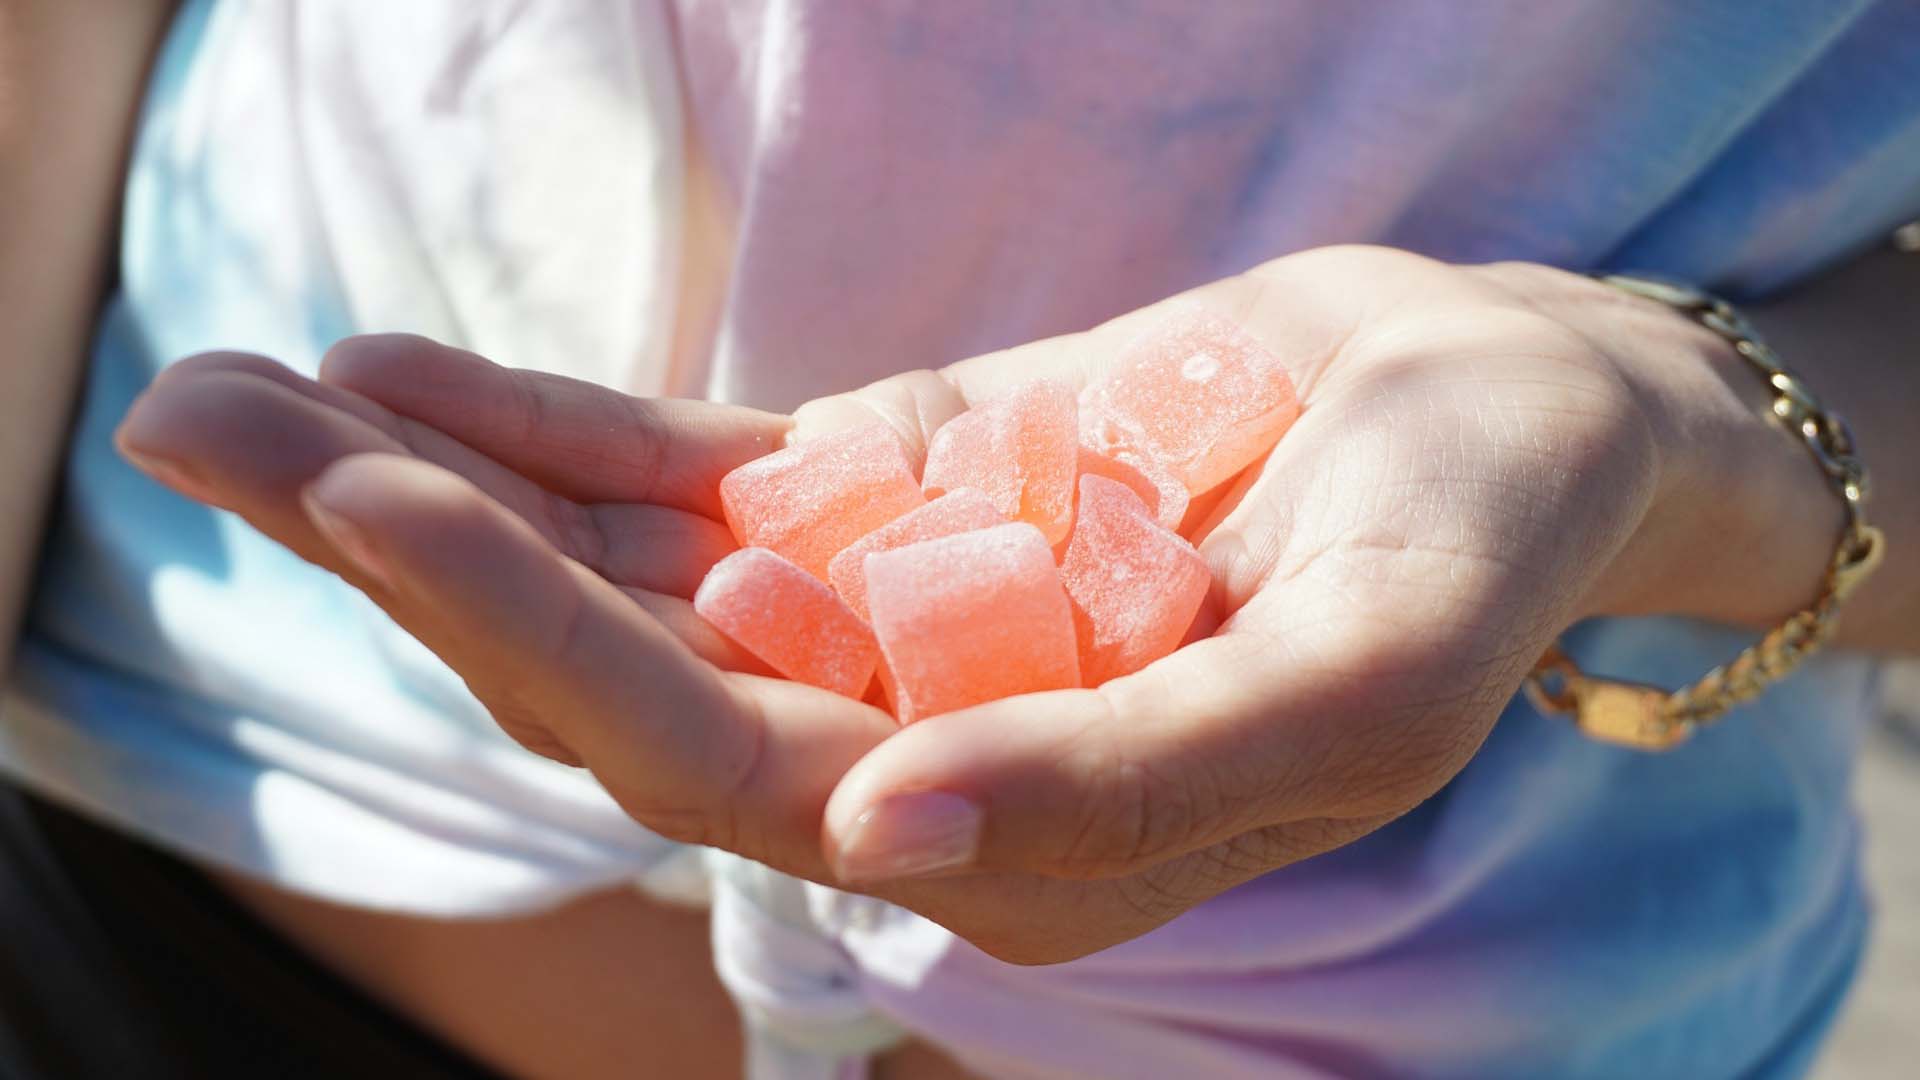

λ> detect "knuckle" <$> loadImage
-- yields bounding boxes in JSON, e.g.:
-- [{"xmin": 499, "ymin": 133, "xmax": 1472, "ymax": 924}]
[
  {"xmin": 534, "ymin": 574, "xmax": 606, "ymax": 680},
  {"xmin": 603, "ymin": 782, "xmax": 729, "ymax": 849},
  {"xmin": 603, "ymin": 685, "xmax": 768, "ymax": 855},
  {"xmin": 544, "ymin": 492, "xmax": 610, "ymax": 570},
  {"xmin": 599, "ymin": 779, "xmax": 758, "ymax": 862},
  {"xmin": 503, "ymin": 368, "xmax": 555, "ymax": 446},
  {"xmin": 792, "ymin": 369, "xmax": 967, "ymax": 467},
  {"xmin": 861, "ymin": 369, "xmax": 968, "ymax": 456},
  {"xmin": 476, "ymin": 684, "xmax": 581, "ymax": 766},
  {"xmin": 612, "ymin": 395, "xmax": 671, "ymax": 495},
  {"xmin": 711, "ymin": 685, "xmax": 772, "ymax": 803}
]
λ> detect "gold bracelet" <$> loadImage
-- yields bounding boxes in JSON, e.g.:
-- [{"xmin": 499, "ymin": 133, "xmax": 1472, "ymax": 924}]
[{"xmin": 1522, "ymin": 273, "xmax": 1886, "ymax": 751}]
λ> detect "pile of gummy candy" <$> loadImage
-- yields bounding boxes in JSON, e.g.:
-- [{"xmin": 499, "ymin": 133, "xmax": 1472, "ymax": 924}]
[{"xmin": 694, "ymin": 310, "xmax": 1301, "ymax": 722}]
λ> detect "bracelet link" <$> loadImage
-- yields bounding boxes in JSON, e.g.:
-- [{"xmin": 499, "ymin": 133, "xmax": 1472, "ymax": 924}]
[
  {"xmin": 1524, "ymin": 644, "xmax": 1692, "ymax": 750},
  {"xmin": 1829, "ymin": 525, "xmax": 1886, "ymax": 604},
  {"xmin": 1525, "ymin": 273, "xmax": 1885, "ymax": 750},
  {"xmin": 1569, "ymin": 680, "xmax": 1684, "ymax": 750}
]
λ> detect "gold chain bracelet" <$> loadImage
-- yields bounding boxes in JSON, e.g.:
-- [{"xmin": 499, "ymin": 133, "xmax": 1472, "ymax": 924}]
[{"xmin": 1522, "ymin": 273, "xmax": 1886, "ymax": 751}]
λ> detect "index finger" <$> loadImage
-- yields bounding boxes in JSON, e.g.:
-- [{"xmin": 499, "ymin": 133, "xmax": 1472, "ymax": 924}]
[
  {"xmin": 319, "ymin": 334, "xmax": 791, "ymax": 517},
  {"xmin": 938, "ymin": 251, "xmax": 1378, "ymax": 407},
  {"xmin": 786, "ymin": 251, "xmax": 1377, "ymax": 472}
]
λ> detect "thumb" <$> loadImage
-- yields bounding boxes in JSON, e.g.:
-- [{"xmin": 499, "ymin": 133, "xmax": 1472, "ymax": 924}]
[{"xmin": 820, "ymin": 634, "xmax": 1319, "ymax": 884}]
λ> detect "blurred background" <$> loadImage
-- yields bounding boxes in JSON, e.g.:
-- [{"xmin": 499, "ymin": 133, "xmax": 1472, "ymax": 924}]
[{"xmin": 1820, "ymin": 662, "xmax": 1920, "ymax": 1079}]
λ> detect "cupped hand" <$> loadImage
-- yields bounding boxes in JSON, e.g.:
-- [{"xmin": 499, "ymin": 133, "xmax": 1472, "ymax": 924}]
[{"xmin": 117, "ymin": 246, "xmax": 1816, "ymax": 963}]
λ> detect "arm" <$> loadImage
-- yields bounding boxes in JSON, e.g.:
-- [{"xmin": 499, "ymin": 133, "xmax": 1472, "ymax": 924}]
[
  {"xmin": 0, "ymin": 0, "xmax": 177, "ymax": 678},
  {"xmin": 1746, "ymin": 243, "xmax": 1920, "ymax": 651}
]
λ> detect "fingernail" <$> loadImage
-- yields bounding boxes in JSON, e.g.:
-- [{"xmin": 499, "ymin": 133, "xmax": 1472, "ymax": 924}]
[
  {"xmin": 302, "ymin": 490, "xmax": 395, "ymax": 592},
  {"xmin": 121, "ymin": 449, "xmax": 218, "ymax": 505},
  {"xmin": 830, "ymin": 791, "xmax": 981, "ymax": 883}
]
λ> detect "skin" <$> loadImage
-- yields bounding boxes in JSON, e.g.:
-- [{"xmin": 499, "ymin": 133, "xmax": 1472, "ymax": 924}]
[
  {"xmin": 116, "ymin": 245, "xmax": 1920, "ymax": 978},
  {"xmin": 0, "ymin": 0, "xmax": 176, "ymax": 672}
]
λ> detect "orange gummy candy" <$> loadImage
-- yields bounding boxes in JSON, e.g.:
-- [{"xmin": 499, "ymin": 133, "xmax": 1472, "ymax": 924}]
[
  {"xmin": 828, "ymin": 488, "xmax": 1005, "ymax": 621},
  {"xmin": 1081, "ymin": 308, "xmax": 1300, "ymax": 496},
  {"xmin": 1075, "ymin": 442, "xmax": 1189, "ymax": 532},
  {"xmin": 1060, "ymin": 475, "xmax": 1211, "ymax": 686},
  {"xmin": 865, "ymin": 523, "xmax": 1080, "ymax": 722},
  {"xmin": 921, "ymin": 381, "xmax": 1078, "ymax": 545},
  {"xmin": 694, "ymin": 547, "xmax": 879, "ymax": 699},
  {"xmin": 719, "ymin": 424, "xmax": 926, "ymax": 580}
]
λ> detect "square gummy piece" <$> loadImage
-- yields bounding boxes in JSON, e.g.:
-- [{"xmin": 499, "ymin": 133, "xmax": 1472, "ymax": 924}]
[
  {"xmin": 719, "ymin": 424, "xmax": 926, "ymax": 580},
  {"xmin": 864, "ymin": 522, "xmax": 1080, "ymax": 722},
  {"xmin": 828, "ymin": 488, "xmax": 1005, "ymax": 621},
  {"xmin": 1080, "ymin": 308, "xmax": 1301, "ymax": 496},
  {"xmin": 921, "ymin": 381, "xmax": 1078, "ymax": 545},
  {"xmin": 1076, "ymin": 443, "xmax": 1189, "ymax": 532},
  {"xmin": 694, "ymin": 547, "xmax": 878, "ymax": 699},
  {"xmin": 1060, "ymin": 475, "xmax": 1212, "ymax": 686}
]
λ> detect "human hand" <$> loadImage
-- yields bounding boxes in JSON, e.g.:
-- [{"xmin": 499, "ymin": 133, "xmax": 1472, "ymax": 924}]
[{"xmin": 117, "ymin": 246, "xmax": 1829, "ymax": 963}]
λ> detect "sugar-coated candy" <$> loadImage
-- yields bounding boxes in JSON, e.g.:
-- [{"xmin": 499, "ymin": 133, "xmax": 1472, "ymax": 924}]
[
  {"xmin": 865, "ymin": 523, "xmax": 1079, "ymax": 722},
  {"xmin": 828, "ymin": 488, "xmax": 1006, "ymax": 621},
  {"xmin": 1081, "ymin": 308, "xmax": 1300, "ymax": 496},
  {"xmin": 921, "ymin": 381, "xmax": 1078, "ymax": 545},
  {"xmin": 694, "ymin": 547, "xmax": 878, "ymax": 699},
  {"xmin": 1060, "ymin": 475, "xmax": 1211, "ymax": 686},
  {"xmin": 719, "ymin": 424, "xmax": 926, "ymax": 580},
  {"xmin": 1076, "ymin": 443, "xmax": 1189, "ymax": 532}
]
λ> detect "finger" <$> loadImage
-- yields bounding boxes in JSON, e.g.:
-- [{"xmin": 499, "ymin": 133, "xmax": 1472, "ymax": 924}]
[
  {"xmin": 116, "ymin": 369, "xmax": 745, "ymax": 680},
  {"xmin": 585, "ymin": 506, "xmax": 736, "ymax": 598},
  {"xmin": 784, "ymin": 248, "xmax": 1393, "ymax": 478},
  {"xmin": 790, "ymin": 369, "xmax": 969, "ymax": 470},
  {"xmin": 937, "ymin": 251, "xmax": 1381, "ymax": 408},
  {"xmin": 624, "ymin": 588, "xmax": 776, "ymax": 677},
  {"xmin": 155, "ymin": 351, "xmax": 567, "ymax": 530},
  {"xmin": 120, "ymin": 359, "xmax": 732, "ymax": 598},
  {"xmin": 319, "ymin": 334, "xmax": 790, "ymax": 516},
  {"xmin": 819, "ymin": 611, "xmax": 1493, "ymax": 884},
  {"xmin": 303, "ymin": 453, "xmax": 894, "ymax": 875}
]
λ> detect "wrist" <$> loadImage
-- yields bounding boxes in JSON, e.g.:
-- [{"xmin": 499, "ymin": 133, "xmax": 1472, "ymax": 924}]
[
  {"xmin": 1597, "ymin": 282, "xmax": 1835, "ymax": 626},
  {"xmin": 1476, "ymin": 263, "xmax": 1840, "ymax": 628}
]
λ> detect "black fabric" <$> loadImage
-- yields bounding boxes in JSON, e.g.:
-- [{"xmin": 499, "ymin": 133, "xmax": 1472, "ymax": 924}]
[{"xmin": 0, "ymin": 779, "xmax": 497, "ymax": 1079}]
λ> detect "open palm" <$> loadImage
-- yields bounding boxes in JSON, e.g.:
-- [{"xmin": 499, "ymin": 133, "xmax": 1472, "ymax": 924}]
[{"xmin": 120, "ymin": 246, "xmax": 1714, "ymax": 963}]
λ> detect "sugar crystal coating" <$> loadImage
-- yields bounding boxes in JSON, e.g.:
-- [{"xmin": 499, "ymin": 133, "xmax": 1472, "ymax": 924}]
[
  {"xmin": 1076, "ymin": 443, "xmax": 1189, "ymax": 532},
  {"xmin": 1060, "ymin": 475, "xmax": 1212, "ymax": 686},
  {"xmin": 694, "ymin": 547, "xmax": 878, "ymax": 699},
  {"xmin": 1081, "ymin": 308, "xmax": 1300, "ymax": 496},
  {"xmin": 865, "ymin": 523, "xmax": 1079, "ymax": 722},
  {"xmin": 828, "ymin": 488, "xmax": 1006, "ymax": 621},
  {"xmin": 921, "ymin": 381, "xmax": 1078, "ymax": 545},
  {"xmin": 719, "ymin": 424, "xmax": 926, "ymax": 580}
]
